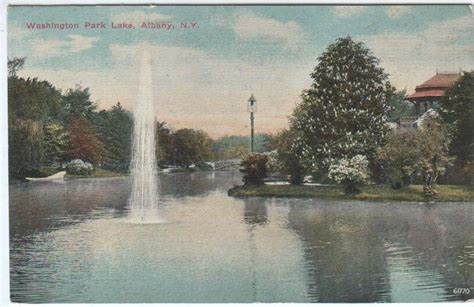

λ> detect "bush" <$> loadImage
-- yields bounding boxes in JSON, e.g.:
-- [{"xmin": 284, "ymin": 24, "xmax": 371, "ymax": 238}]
[
  {"xmin": 377, "ymin": 131, "xmax": 421, "ymax": 189},
  {"xmin": 240, "ymin": 154, "xmax": 269, "ymax": 186},
  {"xmin": 378, "ymin": 117, "xmax": 452, "ymax": 195},
  {"xmin": 328, "ymin": 155, "xmax": 369, "ymax": 194},
  {"xmin": 65, "ymin": 159, "xmax": 94, "ymax": 176}
]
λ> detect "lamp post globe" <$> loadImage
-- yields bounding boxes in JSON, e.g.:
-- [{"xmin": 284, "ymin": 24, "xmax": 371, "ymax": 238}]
[{"xmin": 248, "ymin": 94, "xmax": 257, "ymax": 113}]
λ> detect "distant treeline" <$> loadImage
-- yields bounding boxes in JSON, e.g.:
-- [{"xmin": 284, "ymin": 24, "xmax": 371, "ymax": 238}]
[{"xmin": 8, "ymin": 57, "xmax": 274, "ymax": 180}]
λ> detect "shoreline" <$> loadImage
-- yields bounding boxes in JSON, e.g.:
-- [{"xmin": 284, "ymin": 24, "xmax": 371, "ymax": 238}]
[
  {"xmin": 9, "ymin": 167, "xmax": 231, "ymax": 184},
  {"xmin": 228, "ymin": 184, "xmax": 474, "ymax": 203}
]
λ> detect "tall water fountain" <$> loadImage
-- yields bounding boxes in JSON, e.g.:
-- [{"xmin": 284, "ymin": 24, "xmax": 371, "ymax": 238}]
[{"xmin": 128, "ymin": 51, "xmax": 160, "ymax": 222}]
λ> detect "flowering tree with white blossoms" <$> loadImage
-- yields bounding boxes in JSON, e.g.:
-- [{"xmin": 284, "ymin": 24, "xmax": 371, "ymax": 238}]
[
  {"xmin": 328, "ymin": 155, "xmax": 369, "ymax": 194},
  {"xmin": 291, "ymin": 37, "xmax": 393, "ymax": 174}
]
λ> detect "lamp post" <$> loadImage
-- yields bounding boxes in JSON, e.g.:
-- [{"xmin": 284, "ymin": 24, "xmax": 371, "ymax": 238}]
[{"xmin": 247, "ymin": 94, "xmax": 257, "ymax": 153}]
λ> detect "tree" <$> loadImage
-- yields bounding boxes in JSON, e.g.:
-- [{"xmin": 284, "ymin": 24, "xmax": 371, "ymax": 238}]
[
  {"xmin": 8, "ymin": 77, "xmax": 62, "ymax": 122},
  {"xmin": 378, "ymin": 130, "xmax": 423, "ymax": 189},
  {"xmin": 386, "ymin": 89, "xmax": 416, "ymax": 122},
  {"xmin": 417, "ymin": 117, "xmax": 452, "ymax": 195},
  {"xmin": 65, "ymin": 117, "xmax": 106, "ymax": 164},
  {"xmin": 43, "ymin": 121, "xmax": 69, "ymax": 164},
  {"xmin": 378, "ymin": 117, "xmax": 452, "ymax": 195},
  {"xmin": 62, "ymin": 86, "xmax": 97, "ymax": 120},
  {"xmin": 8, "ymin": 119, "xmax": 44, "ymax": 179},
  {"xmin": 438, "ymin": 71, "xmax": 474, "ymax": 184},
  {"xmin": 170, "ymin": 128, "xmax": 213, "ymax": 166},
  {"xmin": 156, "ymin": 121, "xmax": 173, "ymax": 164},
  {"xmin": 8, "ymin": 70, "xmax": 63, "ymax": 179},
  {"xmin": 291, "ymin": 37, "xmax": 393, "ymax": 173},
  {"xmin": 8, "ymin": 57, "xmax": 26, "ymax": 77},
  {"xmin": 94, "ymin": 103, "xmax": 133, "ymax": 171},
  {"xmin": 273, "ymin": 129, "xmax": 305, "ymax": 185}
]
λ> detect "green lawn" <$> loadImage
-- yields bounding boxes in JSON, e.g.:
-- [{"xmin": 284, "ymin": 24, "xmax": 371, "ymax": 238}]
[{"xmin": 228, "ymin": 184, "xmax": 474, "ymax": 202}]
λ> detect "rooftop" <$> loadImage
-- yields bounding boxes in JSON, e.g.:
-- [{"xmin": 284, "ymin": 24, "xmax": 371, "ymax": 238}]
[
  {"xmin": 407, "ymin": 72, "xmax": 461, "ymax": 101},
  {"xmin": 415, "ymin": 73, "xmax": 461, "ymax": 90}
]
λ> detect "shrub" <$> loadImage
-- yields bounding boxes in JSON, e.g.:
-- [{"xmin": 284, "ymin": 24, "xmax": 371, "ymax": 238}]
[
  {"xmin": 328, "ymin": 155, "xmax": 369, "ymax": 194},
  {"xmin": 240, "ymin": 154, "xmax": 269, "ymax": 186},
  {"xmin": 65, "ymin": 159, "xmax": 94, "ymax": 176},
  {"xmin": 377, "ymin": 131, "xmax": 421, "ymax": 189},
  {"xmin": 378, "ymin": 117, "xmax": 452, "ymax": 195}
]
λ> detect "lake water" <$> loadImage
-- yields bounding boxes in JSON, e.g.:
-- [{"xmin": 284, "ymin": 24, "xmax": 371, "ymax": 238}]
[{"xmin": 9, "ymin": 171, "xmax": 474, "ymax": 303}]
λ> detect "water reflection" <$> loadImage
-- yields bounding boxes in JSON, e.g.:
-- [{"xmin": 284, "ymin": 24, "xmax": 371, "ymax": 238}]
[
  {"xmin": 9, "ymin": 171, "xmax": 240, "ymax": 238},
  {"xmin": 244, "ymin": 198, "xmax": 269, "ymax": 226},
  {"xmin": 242, "ymin": 198, "xmax": 270, "ymax": 301},
  {"xmin": 159, "ymin": 171, "xmax": 239, "ymax": 198},
  {"xmin": 9, "ymin": 173, "xmax": 474, "ymax": 303},
  {"xmin": 287, "ymin": 200, "xmax": 474, "ymax": 302},
  {"xmin": 288, "ymin": 202, "xmax": 390, "ymax": 302},
  {"xmin": 9, "ymin": 177, "xmax": 130, "ymax": 238}
]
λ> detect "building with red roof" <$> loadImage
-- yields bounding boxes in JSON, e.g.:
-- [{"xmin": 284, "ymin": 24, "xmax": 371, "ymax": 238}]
[{"xmin": 407, "ymin": 72, "xmax": 461, "ymax": 116}]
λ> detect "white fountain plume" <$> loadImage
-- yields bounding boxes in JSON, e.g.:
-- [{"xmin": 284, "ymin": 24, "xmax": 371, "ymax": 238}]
[{"xmin": 128, "ymin": 50, "xmax": 161, "ymax": 223}]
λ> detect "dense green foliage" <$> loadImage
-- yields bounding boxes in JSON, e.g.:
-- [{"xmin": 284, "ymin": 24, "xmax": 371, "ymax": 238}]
[
  {"xmin": 378, "ymin": 117, "xmax": 452, "ymax": 195},
  {"xmin": 7, "ymin": 58, "xmax": 228, "ymax": 180},
  {"xmin": 8, "ymin": 58, "xmax": 132, "ymax": 179},
  {"xmin": 94, "ymin": 103, "xmax": 133, "ymax": 171},
  {"xmin": 8, "ymin": 74, "xmax": 63, "ymax": 178},
  {"xmin": 271, "ymin": 129, "xmax": 305, "ymax": 185},
  {"xmin": 377, "ymin": 131, "xmax": 421, "ymax": 189},
  {"xmin": 386, "ymin": 89, "xmax": 416, "ymax": 122},
  {"xmin": 63, "ymin": 86, "xmax": 97, "ymax": 120},
  {"xmin": 438, "ymin": 71, "xmax": 474, "ymax": 184},
  {"xmin": 169, "ymin": 128, "xmax": 213, "ymax": 167},
  {"xmin": 155, "ymin": 122, "xmax": 173, "ymax": 163},
  {"xmin": 291, "ymin": 37, "xmax": 393, "ymax": 173},
  {"xmin": 43, "ymin": 122, "xmax": 69, "ymax": 164}
]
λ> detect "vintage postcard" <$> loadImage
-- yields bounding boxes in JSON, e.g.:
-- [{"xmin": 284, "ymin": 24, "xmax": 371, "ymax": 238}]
[{"xmin": 3, "ymin": 2, "xmax": 474, "ymax": 305}]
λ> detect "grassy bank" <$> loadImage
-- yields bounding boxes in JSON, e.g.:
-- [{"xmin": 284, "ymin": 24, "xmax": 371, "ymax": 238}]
[{"xmin": 228, "ymin": 184, "xmax": 474, "ymax": 202}]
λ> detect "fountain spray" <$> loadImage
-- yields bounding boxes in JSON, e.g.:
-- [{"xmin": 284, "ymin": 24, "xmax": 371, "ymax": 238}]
[{"xmin": 128, "ymin": 50, "xmax": 159, "ymax": 222}]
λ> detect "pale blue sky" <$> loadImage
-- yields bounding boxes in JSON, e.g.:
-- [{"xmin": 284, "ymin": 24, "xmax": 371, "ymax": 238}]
[{"xmin": 7, "ymin": 5, "xmax": 473, "ymax": 137}]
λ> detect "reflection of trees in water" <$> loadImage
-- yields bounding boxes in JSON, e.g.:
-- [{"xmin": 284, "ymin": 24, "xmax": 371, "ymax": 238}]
[
  {"xmin": 287, "ymin": 201, "xmax": 474, "ymax": 302},
  {"xmin": 9, "ymin": 178, "xmax": 131, "ymax": 303},
  {"xmin": 288, "ymin": 203, "xmax": 390, "ymax": 302},
  {"xmin": 9, "ymin": 178, "xmax": 130, "ymax": 238},
  {"xmin": 243, "ymin": 198, "xmax": 269, "ymax": 226},
  {"xmin": 375, "ymin": 204, "xmax": 474, "ymax": 301},
  {"xmin": 158, "ymin": 171, "xmax": 240, "ymax": 198},
  {"xmin": 10, "ymin": 171, "xmax": 242, "ymax": 238},
  {"xmin": 242, "ymin": 198, "xmax": 269, "ymax": 301}
]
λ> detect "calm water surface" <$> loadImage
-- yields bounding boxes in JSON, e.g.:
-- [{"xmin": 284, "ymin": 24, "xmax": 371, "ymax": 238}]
[{"xmin": 9, "ymin": 171, "xmax": 474, "ymax": 303}]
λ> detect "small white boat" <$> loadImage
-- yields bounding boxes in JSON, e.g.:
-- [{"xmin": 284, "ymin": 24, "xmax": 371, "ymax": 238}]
[{"xmin": 26, "ymin": 171, "xmax": 66, "ymax": 182}]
